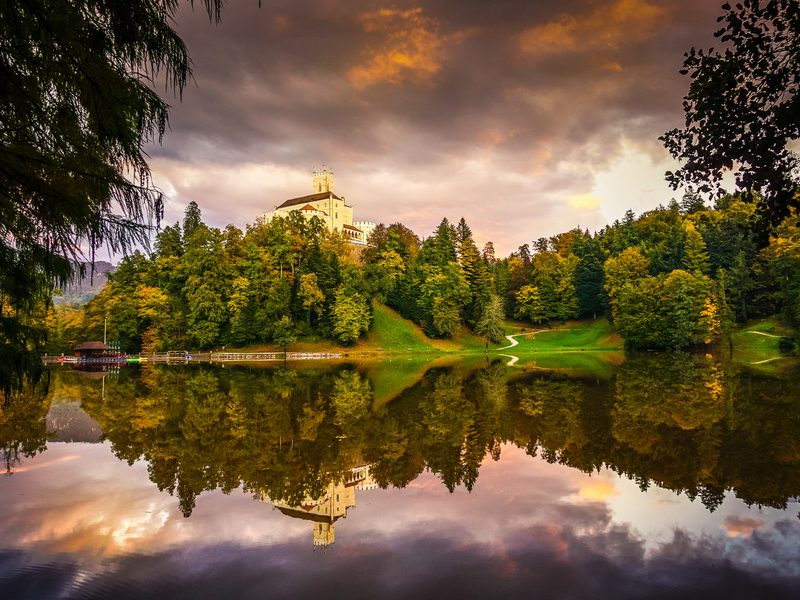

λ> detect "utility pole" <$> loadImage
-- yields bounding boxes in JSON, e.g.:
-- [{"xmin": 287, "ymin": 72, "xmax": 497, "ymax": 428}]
[{"xmin": 104, "ymin": 315, "xmax": 107, "ymax": 345}]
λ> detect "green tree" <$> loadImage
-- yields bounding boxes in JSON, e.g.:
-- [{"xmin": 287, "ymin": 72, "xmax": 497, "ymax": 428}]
[
  {"xmin": 682, "ymin": 221, "xmax": 711, "ymax": 275},
  {"xmin": 183, "ymin": 224, "xmax": 230, "ymax": 349},
  {"xmin": 604, "ymin": 248, "xmax": 650, "ymax": 321},
  {"xmin": 661, "ymin": 0, "xmax": 800, "ymax": 226},
  {"xmin": 514, "ymin": 285, "xmax": 547, "ymax": 324},
  {"xmin": 763, "ymin": 214, "xmax": 800, "ymax": 325},
  {"xmin": 331, "ymin": 289, "xmax": 371, "ymax": 344},
  {"xmin": 272, "ymin": 315, "xmax": 297, "ymax": 353},
  {"xmin": 418, "ymin": 263, "xmax": 470, "ymax": 337},
  {"xmin": 573, "ymin": 236, "xmax": 606, "ymax": 319},
  {"xmin": 458, "ymin": 233, "xmax": 493, "ymax": 325},
  {"xmin": 475, "ymin": 295, "xmax": 505, "ymax": 352}
]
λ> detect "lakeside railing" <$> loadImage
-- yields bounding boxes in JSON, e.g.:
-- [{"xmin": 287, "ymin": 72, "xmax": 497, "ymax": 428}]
[{"xmin": 43, "ymin": 351, "xmax": 344, "ymax": 365}]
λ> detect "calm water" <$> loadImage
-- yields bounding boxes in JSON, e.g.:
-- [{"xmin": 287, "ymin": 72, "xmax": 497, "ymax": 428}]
[{"xmin": 2, "ymin": 355, "xmax": 799, "ymax": 599}]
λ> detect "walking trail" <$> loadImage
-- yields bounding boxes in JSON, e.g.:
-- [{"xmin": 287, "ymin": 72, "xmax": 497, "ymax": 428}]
[
  {"xmin": 744, "ymin": 330, "xmax": 791, "ymax": 365},
  {"xmin": 497, "ymin": 329, "xmax": 550, "ymax": 366},
  {"xmin": 747, "ymin": 330, "xmax": 783, "ymax": 338}
]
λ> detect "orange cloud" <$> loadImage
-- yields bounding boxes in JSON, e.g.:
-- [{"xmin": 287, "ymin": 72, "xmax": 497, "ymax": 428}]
[
  {"xmin": 577, "ymin": 479, "xmax": 619, "ymax": 501},
  {"xmin": 723, "ymin": 515, "xmax": 765, "ymax": 538},
  {"xmin": 567, "ymin": 193, "xmax": 603, "ymax": 211},
  {"xmin": 518, "ymin": 0, "xmax": 666, "ymax": 58},
  {"xmin": 348, "ymin": 8, "xmax": 447, "ymax": 89}
]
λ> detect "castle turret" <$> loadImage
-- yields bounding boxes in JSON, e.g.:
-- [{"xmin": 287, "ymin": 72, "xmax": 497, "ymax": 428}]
[{"xmin": 313, "ymin": 168, "xmax": 334, "ymax": 193}]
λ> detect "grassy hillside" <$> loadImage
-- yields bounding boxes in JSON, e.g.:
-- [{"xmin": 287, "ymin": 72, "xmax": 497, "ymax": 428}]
[
  {"xmin": 367, "ymin": 302, "xmax": 487, "ymax": 354},
  {"xmin": 367, "ymin": 303, "xmax": 437, "ymax": 353},
  {"xmin": 730, "ymin": 317, "xmax": 799, "ymax": 374},
  {"xmin": 497, "ymin": 319, "xmax": 623, "ymax": 352},
  {"xmin": 234, "ymin": 307, "xmax": 624, "ymax": 359}
]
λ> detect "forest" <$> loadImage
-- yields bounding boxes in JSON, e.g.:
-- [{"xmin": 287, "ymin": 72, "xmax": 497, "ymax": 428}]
[{"xmin": 46, "ymin": 193, "xmax": 800, "ymax": 354}]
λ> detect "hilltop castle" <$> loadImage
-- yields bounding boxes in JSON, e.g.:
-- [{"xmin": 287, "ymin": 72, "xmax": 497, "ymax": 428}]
[{"xmin": 265, "ymin": 168, "xmax": 376, "ymax": 245}]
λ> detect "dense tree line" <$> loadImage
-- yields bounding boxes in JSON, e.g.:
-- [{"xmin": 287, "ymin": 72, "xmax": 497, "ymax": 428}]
[
  {"xmin": 492, "ymin": 196, "xmax": 800, "ymax": 349},
  {"xmin": 48, "ymin": 209, "xmax": 510, "ymax": 353},
  {"xmin": 49, "ymin": 203, "xmax": 372, "ymax": 352},
  {"xmin": 47, "ymin": 195, "xmax": 800, "ymax": 353}
]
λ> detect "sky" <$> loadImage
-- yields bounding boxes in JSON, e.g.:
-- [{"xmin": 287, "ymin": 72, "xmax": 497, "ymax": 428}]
[{"xmin": 146, "ymin": 0, "xmax": 725, "ymax": 255}]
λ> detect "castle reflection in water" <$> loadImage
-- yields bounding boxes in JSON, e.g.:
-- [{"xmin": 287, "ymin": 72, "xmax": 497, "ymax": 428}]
[{"xmin": 260, "ymin": 466, "xmax": 377, "ymax": 547}]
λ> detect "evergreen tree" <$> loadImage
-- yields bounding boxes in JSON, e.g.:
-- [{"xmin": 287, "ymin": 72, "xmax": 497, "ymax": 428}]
[
  {"xmin": 183, "ymin": 202, "xmax": 203, "ymax": 241},
  {"xmin": 455, "ymin": 217, "xmax": 473, "ymax": 247},
  {"xmin": 573, "ymin": 236, "xmax": 606, "ymax": 319},
  {"xmin": 682, "ymin": 221, "xmax": 711, "ymax": 275}
]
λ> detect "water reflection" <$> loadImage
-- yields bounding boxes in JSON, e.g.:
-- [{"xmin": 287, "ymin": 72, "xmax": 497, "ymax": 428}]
[
  {"xmin": 4, "ymin": 356, "xmax": 800, "ymax": 513},
  {"xmin": 1, "ymin": 355, "xmax": 799, "ymax": 596},
  {"xmin": 263, "ymin": 465, "xmax": 377, "ymax": 547}
]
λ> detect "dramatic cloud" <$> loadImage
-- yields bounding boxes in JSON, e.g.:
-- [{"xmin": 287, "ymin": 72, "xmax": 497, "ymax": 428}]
[
  {"xmin": 348, "ymin": 8, "xmax": 450, "ymax": 89},
  {"xmin": 518, "ymin": 0, "xmax": 666, "ymax": 58},
  {"xmin": 143, "ymin": 0, "xmax": 725, "ymax": 252}
]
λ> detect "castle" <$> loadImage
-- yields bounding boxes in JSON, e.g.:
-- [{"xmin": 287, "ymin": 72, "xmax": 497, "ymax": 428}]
[
  {"xmin": 260, "ymin": 465, "xmax": 377, "ymax": 547},
  {"xmin": 264, "ymin": 168, "xmax": 376, "ymax": 245}
]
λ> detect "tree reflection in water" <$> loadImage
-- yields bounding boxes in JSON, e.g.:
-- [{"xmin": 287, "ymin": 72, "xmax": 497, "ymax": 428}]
[{"xmin": 15, "ymin": 356, "xmax": 800, "ymax": 519}]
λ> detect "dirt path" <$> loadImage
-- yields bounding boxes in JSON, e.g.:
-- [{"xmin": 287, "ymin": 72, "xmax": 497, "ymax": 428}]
[
  {"xmin": 747, "ymin": 330, "xmax": 783, "ymax": 338},
  {"xmin": 498, "ymin": 354, "xmax": 519, "ymax": 366},
  {"xmin": 750, "ymin": 357, "xmax": 786, "ymax": 365},
  {"xmin": 497, "ymin": 330, "xmax": 542, "ymax": 351}
]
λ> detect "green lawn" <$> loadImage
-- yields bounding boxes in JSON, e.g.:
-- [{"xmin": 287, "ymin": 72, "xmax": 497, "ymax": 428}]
[{"xmin": 497, "ymin": 319, "xmax": 623, "ymax": 353}]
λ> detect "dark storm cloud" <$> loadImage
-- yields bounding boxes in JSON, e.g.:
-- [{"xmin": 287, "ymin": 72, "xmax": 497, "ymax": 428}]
[{"xmin": 160, "ymin": 0, "xmax": 719, "ymax": 163}]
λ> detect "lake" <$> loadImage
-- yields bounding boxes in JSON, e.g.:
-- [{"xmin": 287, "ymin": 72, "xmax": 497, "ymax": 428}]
[{"xmin": 2, "ymin": 355, "xmax": 799, "ymax": 598}]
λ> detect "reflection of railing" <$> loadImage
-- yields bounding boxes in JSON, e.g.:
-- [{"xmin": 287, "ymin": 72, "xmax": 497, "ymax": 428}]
[
  {"xmin": 208, "ymin": 352, "xmax": 344, "ymax": 362},
  {"xmin": 43, "ymin": 355, "xmax": 126, "ymax": 365}
]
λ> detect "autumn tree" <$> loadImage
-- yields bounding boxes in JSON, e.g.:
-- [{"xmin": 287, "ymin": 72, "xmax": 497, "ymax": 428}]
[
  {"xmin": 299, "ymin": 273, "xmax": 326, "ymax": 328},
  {"xmin": 514, "ymin": 285, "xmax": 547, "ymax": 324}
]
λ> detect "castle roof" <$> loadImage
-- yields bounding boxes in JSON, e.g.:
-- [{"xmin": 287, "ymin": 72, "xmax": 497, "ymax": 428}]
[
  {"xmin": 275, "ymin": 505, "xmax": 342, "ymax": 524},
  {"xmin": 342, "ymin": 224, "xmax": 362, "ymax": 232},
  {"xmin": 276, "ymin": 191, "xmax": 341, "ymax": 210}
]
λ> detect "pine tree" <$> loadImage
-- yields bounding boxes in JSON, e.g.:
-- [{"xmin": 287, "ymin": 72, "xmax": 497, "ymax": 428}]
[{"xmin": 682, "ymin": 221, "xmax": 711, "ymax": 275}]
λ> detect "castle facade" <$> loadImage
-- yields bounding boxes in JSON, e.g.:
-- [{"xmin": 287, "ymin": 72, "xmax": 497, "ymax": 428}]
[{"xmin": 264, "ymin": 169, "xmax": 376, "ymax": 245}]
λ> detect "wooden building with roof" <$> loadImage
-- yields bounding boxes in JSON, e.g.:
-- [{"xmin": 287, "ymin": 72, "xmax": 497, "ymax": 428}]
[{"xmin": 73, "ymin": 341, "xmax": 112, "ymax": 359}]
